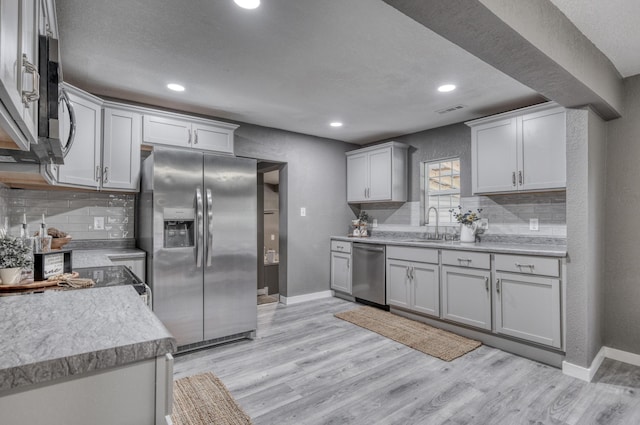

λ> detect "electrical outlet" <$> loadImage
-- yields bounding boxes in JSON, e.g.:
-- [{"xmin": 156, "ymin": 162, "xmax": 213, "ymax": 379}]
[
  {"xmin": 94, "ymin": 216, "xmax": 105, "ymax": 230},
  {"xmin": 300, "ymin": 207, "xmax": 306, "ymax": 217},
  {"xmin": 529, "ymin": 218, "xmax": 539, "ymax": 231},
  {"xmin": 479, "ymin": 218, "xmax": 489, "ymax": 230},
  {"xmin": 271, "ymin": 234, "xmax": 275, "ymax": 241},
  {"xmin": 372, "ymin": 219, "xmax": 378, "ymax": 228}
]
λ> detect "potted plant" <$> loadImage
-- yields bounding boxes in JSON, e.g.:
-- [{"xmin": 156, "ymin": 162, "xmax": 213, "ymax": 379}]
[
  {"xmin": 0, "ymin": 236, "xmax": 33, "ymax": 285},
  {"xmin": 450, "ymin": 206, "xmax": 483, "ymax": 243}
]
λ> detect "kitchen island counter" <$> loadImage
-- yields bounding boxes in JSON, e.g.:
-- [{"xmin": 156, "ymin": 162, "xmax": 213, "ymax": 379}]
[{"xmin": 0, "ymin": 285, "xmax": 176, "ymax": 393}]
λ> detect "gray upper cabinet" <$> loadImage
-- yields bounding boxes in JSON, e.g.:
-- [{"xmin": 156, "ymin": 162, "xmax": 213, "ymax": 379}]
[
  {"xmin": 0, "ymin": 0, "xmax": 40, "ymax": 150},
  {"xmin": 102, "ymin": 105, "xmax": 141, "ymax": 191},
  {"xmin": 346, "ymin": 142, "xmax": 408, "ymax": 203},
  {"xmin": 142, "ymin": 113, "xmax": 237, "ymax": 155},
  {"xmin": 467, "ymin": 102, "xmax": 566, "ymax": 195},
  {"xmin": 494, "ymin": 254, "xmax": 562, "ymax": 349}
]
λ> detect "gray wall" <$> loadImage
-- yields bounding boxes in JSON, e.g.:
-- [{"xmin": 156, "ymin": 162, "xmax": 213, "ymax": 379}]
[
  {"xmin": 605, "ymin": 74, "xmax": 640, "ymax": 353},
  {"xmin": 565, "ymin": 108, "xmax": 607, "ymax": 367},
  {"xmin": 234, "ymin": 124, "xmax": 356, "ymax": 298}
]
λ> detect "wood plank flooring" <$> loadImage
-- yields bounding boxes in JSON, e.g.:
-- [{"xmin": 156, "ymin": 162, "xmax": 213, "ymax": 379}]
[{"xmin": 173, "ymin": 297, "xmax": 640, "ymax": 425}]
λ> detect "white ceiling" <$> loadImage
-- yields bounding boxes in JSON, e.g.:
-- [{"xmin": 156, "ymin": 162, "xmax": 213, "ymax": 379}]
[
  {"xmin": 549, "ymin": 0, "xmax": 640, "ymax": 78},
  {"xmin": 56, "ymin": 0, "xmax": 545, "ymax": 144}
]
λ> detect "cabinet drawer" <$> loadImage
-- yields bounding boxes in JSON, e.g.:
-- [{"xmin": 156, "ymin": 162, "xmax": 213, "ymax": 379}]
[
  {"xmin": 441, "ymin": 250, "xmax": 490, "ymax": 269},
  {"xmin": 495, "ymin": 254, "xmax": 559, "ymax": 277},
  {"xmin": 331, "ymin": 240, "xmax": 352, "ymax": 254},
  {"xmin": 386, "ymin": 246, "xmax": 438, "ymax": 264}
]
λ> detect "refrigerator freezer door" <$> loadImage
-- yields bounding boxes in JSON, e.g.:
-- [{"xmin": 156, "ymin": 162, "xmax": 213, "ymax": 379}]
[
  {"xmin": 151, "ymin": 148, "xmax": 205, "ymax": 346},
  {"xmin": 203, "ymin": 154, "xmax": 258, "ymax": 340}
]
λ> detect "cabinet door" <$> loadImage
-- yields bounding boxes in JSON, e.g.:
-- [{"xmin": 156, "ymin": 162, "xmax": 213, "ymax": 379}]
[
  {"xmin": 102, "ymin": 108, "xmax": 141, "ymax": 191},
  {"xmin": 346, "ymin": 152, "xmax": 368, "ymax": 202},
  {"xmin": 442, "ymin": 266, "xmax": 491, "ymax": 330},
  {"xmin": 192, "ymin": 122, "xmax": 234, "ymax": 154},
  {"xmin": 57, "ymin": 91, "xmax": 102, "ymax": 188},
  {"xmin": 471, "ymin": 118, "xmax": 518, "ymax": 194},
  {"xmin": 330, "ymin": 251, "xmax": 351, "ymax": 294},
  {"xmin": 142, "ymin": 114, "xmax": 191, "ymax": 148},
  {"xmin": 495, "ymin": 272, "xmax": 561, "ymax": 348},
  {"xmin": 19, "ymin": 0, "xmax": 39, "ymax": 142},
  {"xmin": 367, "ymin": 147, "xmax": 392, "ymax": 200},
  {"xmin": 519, "ymin": 108, "xmax": 566, "ymax": 191},
  {"xmin": 411, "ymin": 262, "xmax": 440, "ymax": 317},
  {"xmin": 386, "ymin": 259, "xmax": 411, "ymax": 309}
]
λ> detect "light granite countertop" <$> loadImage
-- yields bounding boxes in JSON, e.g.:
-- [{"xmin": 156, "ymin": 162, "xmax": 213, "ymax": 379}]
[
  {"xmin": 73, "ymin": 248, "xmax": 146, "ymax": 268},
  {"xmin": 331, "ymin": 236, "xmax": 567, "ymax": 257},
  {"xmin": 0, "ymin": 285, "xmax": 176, "ymax": 393}
]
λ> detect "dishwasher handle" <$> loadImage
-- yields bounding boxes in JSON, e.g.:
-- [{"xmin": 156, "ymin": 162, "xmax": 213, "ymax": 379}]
[{"xmin": 353, "ymin": 244, "xmax": 385, "ymax": 253}]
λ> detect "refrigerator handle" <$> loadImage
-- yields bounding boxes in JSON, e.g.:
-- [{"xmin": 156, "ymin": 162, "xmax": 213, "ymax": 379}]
[
  {"xmin": 196, "ymin": 188, "xmax": 204, "ymax": 268},
  {"xmin": 206, "ymin": 188, "xmax": 214, "ymax": 267}
]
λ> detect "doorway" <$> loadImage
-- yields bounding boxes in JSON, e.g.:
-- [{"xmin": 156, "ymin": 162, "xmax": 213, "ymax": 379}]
[{"xmin": 257, "ymin": 161, "xmax": 286, "ymax": 304}]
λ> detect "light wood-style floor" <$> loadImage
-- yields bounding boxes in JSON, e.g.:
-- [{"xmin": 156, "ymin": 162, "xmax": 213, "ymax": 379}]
[{"xmin": 173, "ymin": 297, "xmax": 640, "ymax": 425}]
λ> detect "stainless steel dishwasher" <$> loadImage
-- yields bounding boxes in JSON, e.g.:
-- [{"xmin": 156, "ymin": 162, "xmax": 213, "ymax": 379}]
[{"xmin": 352, "ymin": 243, "xmax": 388, "ymax": 309}]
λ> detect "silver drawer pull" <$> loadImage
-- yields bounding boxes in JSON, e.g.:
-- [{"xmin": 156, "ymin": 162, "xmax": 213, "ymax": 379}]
[
  {"xmin": 515, "ymin": 263, "xmax": 535, "ymax": 269},
  {"xmin": 457, "ymin": 258, "xmax": 472, "ymax": 263}
]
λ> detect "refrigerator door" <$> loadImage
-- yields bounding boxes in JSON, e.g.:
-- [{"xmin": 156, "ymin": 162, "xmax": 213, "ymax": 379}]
[
  {"xmin": 203, "ymin": 154, "xmax": 257, "ymax": 340},
  {"xmin": 151, "ymin": 148, "xmax": 205, "ymax": 346}
]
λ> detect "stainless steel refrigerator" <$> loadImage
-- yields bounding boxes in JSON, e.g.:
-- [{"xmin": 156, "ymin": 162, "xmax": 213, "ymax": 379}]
[{"xmin": 138, "ymin": 147, "xmax": 257, "ymax": 349}]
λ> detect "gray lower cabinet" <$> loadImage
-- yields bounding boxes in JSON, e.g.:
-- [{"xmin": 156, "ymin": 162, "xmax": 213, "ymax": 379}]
[
  {"xmin": 441, "ymin": 266, "xmax": 492, "ymax": 330},
  {"xmin": 494, "ymin": 271, "xmax": 562, "ymax": 349},
  {"xmin": 330, "ymin": 251, "xmax": 352, "ymax": 294},
  {"xmin": 387, "ymin": 258, "xmax": 439, "ymax": 317}
]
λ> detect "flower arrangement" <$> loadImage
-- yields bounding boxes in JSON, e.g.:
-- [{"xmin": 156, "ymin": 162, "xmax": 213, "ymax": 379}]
[
  {"xmin": 357, "ymin": 210, "xmax": 369, "ymax": 224},
  {"xmin": 0, "ymin": 236, "xmax": 33, "ymax": 269},
  {"xmin": 449, "ymin": 206, "xmax": 483, "ymax": 226}
]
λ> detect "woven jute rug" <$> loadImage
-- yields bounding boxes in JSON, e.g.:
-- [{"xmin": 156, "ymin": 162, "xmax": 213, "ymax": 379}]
[
  {"xmin": 335, "ymin": 306, "xmax": 481, "ymax": 362},
  {"xmin": 171, "ymin": 372, "xmax": 252, "ymax": 425}
]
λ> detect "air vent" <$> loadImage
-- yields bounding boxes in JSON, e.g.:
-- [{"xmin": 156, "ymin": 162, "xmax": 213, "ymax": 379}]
[{"xmin": 436, "ymin": 104, "xmax": 466, "ymax": 114}]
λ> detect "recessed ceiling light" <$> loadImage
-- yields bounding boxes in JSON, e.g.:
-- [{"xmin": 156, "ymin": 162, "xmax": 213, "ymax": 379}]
[
  {"xmin": 437, "ymin": 84, "xmax": 456, "ymax": 93},
  {"xmin": 167, "ymin": 83, "xmax": 185, "ymax": 92},
  {"xmin": 234, "ymin": 0, "xmax": 260, "ymax": 9},
  {"xmin": 330, "ymin": 122, "xmax": 343, "ymax": 127}
]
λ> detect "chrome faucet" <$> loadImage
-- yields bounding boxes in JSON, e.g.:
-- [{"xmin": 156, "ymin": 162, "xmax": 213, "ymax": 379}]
[{"xmin": 426, "ymin": 206, "xmax": 440, "ymax": 239}]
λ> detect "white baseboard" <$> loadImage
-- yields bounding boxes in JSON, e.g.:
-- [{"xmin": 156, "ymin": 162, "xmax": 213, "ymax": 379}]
[
  {"xmin": 562, "ymin": 346, "xmax": 605, "ymax": 382},
  {"xmin": 604, "ymin": 347, "xmax": 640, "ymax": 367},
  {"xmin": 279, "ymin": 290, "xmax": 333, "ymax": 305},
  {"xmin": 563, "ymin": 345, "xmax": 640, "ymax": 382}
]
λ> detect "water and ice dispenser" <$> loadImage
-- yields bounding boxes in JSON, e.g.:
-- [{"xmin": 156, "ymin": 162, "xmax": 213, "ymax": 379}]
[{"xmin": 163, "ymin": 208, "xmax": 195, "ymax": 248}]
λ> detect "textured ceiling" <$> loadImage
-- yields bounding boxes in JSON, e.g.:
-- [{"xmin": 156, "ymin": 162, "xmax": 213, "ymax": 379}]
[
  {"xmin": 56, "ymin": 0, "xmax": 544, "ymax": 144},
  {"xmin": 549, "ymin": 0, "xmax": 640, "ymax": 78}
]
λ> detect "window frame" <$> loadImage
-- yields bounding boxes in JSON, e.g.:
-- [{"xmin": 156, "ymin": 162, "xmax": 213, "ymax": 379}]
[{"xmin": 419, "ymin": 157, "xmax": 461, "ymax": 226}]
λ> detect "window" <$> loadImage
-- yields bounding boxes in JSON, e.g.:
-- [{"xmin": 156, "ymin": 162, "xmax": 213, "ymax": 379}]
[{"xmin": 423, "ymin": 158, "xmax": 460, "ymax": 224}]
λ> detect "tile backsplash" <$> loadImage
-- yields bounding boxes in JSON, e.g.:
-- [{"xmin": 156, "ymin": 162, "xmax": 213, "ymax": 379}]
[
  {"xmin": 1, "ymin": 187, "xmax": 135, "ymax": 240},
  {"xmin": 362, "ymin": 192, "xmax": 566, "ymax": 238}
]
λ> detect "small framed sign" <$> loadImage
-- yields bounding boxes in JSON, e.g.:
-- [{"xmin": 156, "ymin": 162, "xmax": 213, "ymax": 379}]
[{"xmin": 34, "ymin": 250, "xmax": 73, "ymax": 281}]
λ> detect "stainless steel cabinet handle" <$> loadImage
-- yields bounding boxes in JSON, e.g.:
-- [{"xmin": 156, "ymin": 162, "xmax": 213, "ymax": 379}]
[
  {"xmin": 496, "ymin": 278, "xmax": 501, "ymax": 294},
  {"xmin": 406, "ymin": 266, "xmax": 410, "ymax": 280},
  {"xmin": 188, "ymin": 129, "xmax": 192, "ymax": 145},
  {"xmin": 95, "ymin": 166, "xmax": 101, "ymax": 182},
  {"xmin": 457, "ymin": 257, "xmax": 472, "ymax": 263},
  {"xmin": 512, "ymin": 172, "xmax": 516, "ymax": 186},
  {"xmin": 410, "ymin": 266, "xmax": 415, "ymax": 280},
  {"xmin": 21, "ymin": 54, "xmax": 40, "ymax": 105},
  {"xmin": 347, "ymin": 259, "xmax": 350, "ymax": 269},
  {"xmin": 206, "ymin": 188, "xmax": 214, "ymax": 267},
  {"xmin": 194, "ymin": 130, "xmax": 198, "ymax": 144},
  {"xmin": 515, "ymin": 263, "xmax": 535, "ymax": 269},
  {"xmin": 195, "ymin": 188, "xmax": 204, "ymax": 268},
  {"xmin": 485, "ymin": 276, "xmax": 489, "ymax": 292},
  {"xmin": 103, "ymin": 167, "xmax": 109, "ymax": 183},
  {"xmin": 519, "ymin": 171, "xmax": 523, "ymax": 185}
]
